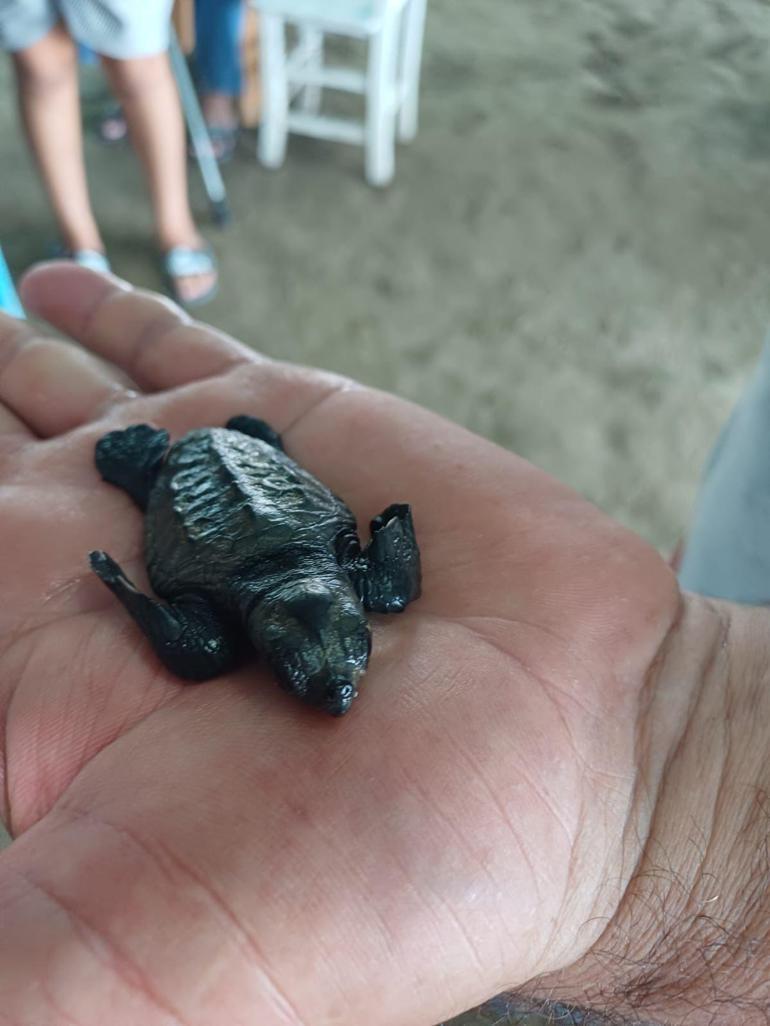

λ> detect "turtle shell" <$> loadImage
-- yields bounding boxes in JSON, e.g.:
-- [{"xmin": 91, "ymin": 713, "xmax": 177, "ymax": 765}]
[{"xmin": 145, "ymin": 428, "xmax": 357, "ymax": 606}]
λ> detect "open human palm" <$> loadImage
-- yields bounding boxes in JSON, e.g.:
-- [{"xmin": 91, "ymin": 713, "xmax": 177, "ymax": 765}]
[{"xmin": 0, "ymin": 265, "xmax": 682, "ymax": 1026}]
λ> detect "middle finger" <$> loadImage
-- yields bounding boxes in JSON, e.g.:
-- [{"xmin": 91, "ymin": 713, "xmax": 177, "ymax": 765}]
[{"xmin": 21, "ymin": 265, "xmax": 256, "ymax": 392}]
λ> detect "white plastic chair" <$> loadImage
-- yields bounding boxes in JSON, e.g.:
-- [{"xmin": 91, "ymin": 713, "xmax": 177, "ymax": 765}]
[{"xmin": 251, "ymin": 0, "xmax": 427, "ymax": 186}]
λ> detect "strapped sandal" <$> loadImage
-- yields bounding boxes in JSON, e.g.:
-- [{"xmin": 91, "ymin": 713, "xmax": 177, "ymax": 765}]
[
  {"xmin": 163, "ymin": 244, "xmax": 219, "ymax": 308},
  {"xmin": 189, "ymin": 124, "xmax": 239, "ymax": 164},
  {"xmin": 51, "ymin": 245, "xmax": 111, "ymax": 274},
  {"xmin": 71, "ymin": 250, "xmax": 112, "ymax": 273}
]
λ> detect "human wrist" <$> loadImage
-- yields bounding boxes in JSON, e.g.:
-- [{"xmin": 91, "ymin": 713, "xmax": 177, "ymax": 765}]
[{"xmin": 530, "ymin": 595, "xmax": 770, "ymax": 1025}]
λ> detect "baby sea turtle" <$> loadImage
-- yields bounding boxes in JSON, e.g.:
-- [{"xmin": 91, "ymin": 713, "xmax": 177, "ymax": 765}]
[{"xmin": 89, "ymin": 415, "xmax": 421, "ymax": 716}]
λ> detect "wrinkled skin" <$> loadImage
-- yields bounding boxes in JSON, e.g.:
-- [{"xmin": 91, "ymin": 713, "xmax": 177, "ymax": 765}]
[{"xmin": 0, "ymin": 265, "xmax": 681, "ymax": 1026}]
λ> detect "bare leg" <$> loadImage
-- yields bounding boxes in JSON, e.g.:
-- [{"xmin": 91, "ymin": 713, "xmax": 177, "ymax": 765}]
[
  {"xmin": 201, "ymin": 92, "xmax": 239, "ymax": 162},
  {"xmin": 12, "ymin": 24, "xmax": 104, "ymax": 253},
  {"xmin": 101, "ymin": 52, "xmax": 216, "ymax": 304},
  {"xmin": 202, "ymin": 92, "xmax": 238, "ymax": 128}
]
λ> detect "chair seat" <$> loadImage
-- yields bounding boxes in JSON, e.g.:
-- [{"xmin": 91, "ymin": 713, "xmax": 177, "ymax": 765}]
[{"xmin": 252, "ymin": 0, "xmax": 404, "ymax": 35}]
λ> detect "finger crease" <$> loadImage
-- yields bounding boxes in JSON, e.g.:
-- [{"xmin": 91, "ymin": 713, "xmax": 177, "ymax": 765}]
[
  {"xmin": 92, "ymin": 385, "xmax": 141, "ymax": 421},
  {"xmin": 6, "ymin": 863, "xmax": 191, "ymax": 1026},
  {"xmin": 281, "ymin": 379, "xmax": 359, "ymax": 439},
  {"xmin": 77, "ymin": 283, "xmax": 134, "ymax": 355},
  {"xmin": 133, "ymin": 321, "xmax": 247, "ymax": 387},
  {"xmin": 124, "ymin": 312, "xmax": 193, "ymax": 384}
]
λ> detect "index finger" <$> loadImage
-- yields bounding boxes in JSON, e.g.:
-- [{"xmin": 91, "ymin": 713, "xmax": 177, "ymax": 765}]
[{"xmin": 20, "ymin": 264, "xmax": 260, "ymax": 391}]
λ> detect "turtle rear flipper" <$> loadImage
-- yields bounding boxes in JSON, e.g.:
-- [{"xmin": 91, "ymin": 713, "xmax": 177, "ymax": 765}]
[
  {"xmin": 90, "ymin": 550, "xmax": 237, "ymax": 680},
  {"xmin": 95, "ymin": 424, "xmax": 169, "ymax": 510},
  {"xmin": 349, "ymin": 504, "xmax": 422, "ymax": 613}
]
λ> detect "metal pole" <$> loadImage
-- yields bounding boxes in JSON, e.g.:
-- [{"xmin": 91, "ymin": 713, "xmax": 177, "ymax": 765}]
[{"xmin": 169, "ymin": 29, "xmax": 232, "ymax": 227}]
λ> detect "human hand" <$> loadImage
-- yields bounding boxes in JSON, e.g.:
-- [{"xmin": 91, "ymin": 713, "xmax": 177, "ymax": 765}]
[{"xmin": 0, "ymin": 265, "xmax": 765, "ymax": 1026}]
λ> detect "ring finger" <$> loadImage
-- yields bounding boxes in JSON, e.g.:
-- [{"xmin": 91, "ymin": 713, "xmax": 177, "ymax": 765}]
[{"xmin": 0, "ymin": 311, "xmax": 139, "ymax": 438}]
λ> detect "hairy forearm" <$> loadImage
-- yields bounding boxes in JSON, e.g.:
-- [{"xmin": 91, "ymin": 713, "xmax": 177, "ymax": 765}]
[
  {"xmin": 477, "ymin": 995, "xmax": 656, "ymax": 1025},
  {"xmin": 519, "ymin": 597, "xmax": 770, "ymax": 1026}
]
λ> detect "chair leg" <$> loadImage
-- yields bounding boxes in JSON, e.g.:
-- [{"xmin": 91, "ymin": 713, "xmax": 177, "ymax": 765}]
[
  {"xmin": 397, "ymin": 0, "xmax": 427, "ymax": 142},
  {"xmin": 365, "ymin": 6, "xmax": 401, "ymax": 186},
  {"xmin": 298, "ymin": 25, "xmax": 323, "ymax": 115},
  {"xmin": 258, "ymin": 13, "xmax": 289, "ymax": 169}
]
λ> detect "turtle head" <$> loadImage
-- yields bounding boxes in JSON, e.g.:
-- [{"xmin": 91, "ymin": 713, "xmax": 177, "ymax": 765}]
[{"xmin": 247, "ymin": 574, "xmax": 371, "ymax": 716}]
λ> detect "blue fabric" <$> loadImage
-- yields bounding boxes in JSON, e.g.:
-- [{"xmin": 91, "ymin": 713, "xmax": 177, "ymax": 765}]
[
  {"xmin": 195, "ymin": 0, "xmax": 244, "ymax": 97},
  {"xmin": 0, "ymin": 248, "xmax": 23, "ymax": 318},
  {"xmin": 70, "ymin": 249, "xmax": 111, "ymax": 273},
  {"xmin": 0, "ymin": 0, "xmax": 172, "ymax": 58},
  {"xmin": 78, "ymin": 43, "xmax": 99, "ymax": 64},
  {"xmin": 679, "ymin": 338, "xmax": 770, "ymax": 604}
]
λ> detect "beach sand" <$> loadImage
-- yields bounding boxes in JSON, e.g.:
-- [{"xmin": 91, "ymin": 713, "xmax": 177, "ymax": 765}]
[{"xmin": 2, "ymin": 1, "xmax": 770, "ymax": 1020}]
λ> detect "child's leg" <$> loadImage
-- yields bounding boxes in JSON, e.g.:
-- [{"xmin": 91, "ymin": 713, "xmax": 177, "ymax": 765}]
[
  {"xmin": 195, "ymin": 0, "xmax": 244, "ymax": 160},
  {"xmin": 11, "ymin": 23, "xmax": 104, "ymax": 253},
  {"xmin": 100, "ymin": 51, "xmax": 216, "ymax": 305}
]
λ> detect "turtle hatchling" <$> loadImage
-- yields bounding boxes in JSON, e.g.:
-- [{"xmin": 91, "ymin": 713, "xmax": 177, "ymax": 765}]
[{"xmin": 89, "ymin": 415, "xmax": 421, "ymax": 717}]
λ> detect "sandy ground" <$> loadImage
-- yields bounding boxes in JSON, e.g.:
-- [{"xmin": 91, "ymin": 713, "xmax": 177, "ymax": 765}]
[{"xmin": 3, "ymin": 0, "xmax": 770, "ymax": 1022}]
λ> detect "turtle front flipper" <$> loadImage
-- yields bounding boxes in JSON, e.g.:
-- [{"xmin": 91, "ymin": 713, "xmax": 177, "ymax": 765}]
[
  {"xmin": 89, "ymin": 551, "xmax": 238, "ymax": 680},
  {"xmin": 348, "ymin": 504, "xmax": 421, "ymax": 613},
  {"xmin": 95, "ymin": 424, "xmax": 169, "ymax": 510},
  {"xmin": 226, "ymin": 415, "xmax": 284, "ymax": 451}
]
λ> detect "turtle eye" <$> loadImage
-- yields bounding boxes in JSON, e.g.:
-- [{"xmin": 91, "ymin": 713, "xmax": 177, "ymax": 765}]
[
  {"xmin": 285, "ymin": 588, "xmax": 334, "ymax": 628},
  {"xmin": 324, "ymin": 681, "xmax": 357, "ymax": 716}
]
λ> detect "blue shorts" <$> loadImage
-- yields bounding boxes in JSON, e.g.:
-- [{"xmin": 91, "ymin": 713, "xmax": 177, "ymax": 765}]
[{"xmin": 0, "ymin": 0, "xmax": 173, "ymax": 58}]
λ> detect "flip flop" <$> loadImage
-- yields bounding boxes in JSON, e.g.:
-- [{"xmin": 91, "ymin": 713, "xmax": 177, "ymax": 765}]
[
  {"xmin": 189, "ymin": 124, "xmax": 239, "ymax": 164},
  {"xmin": 71, "ymin": 249, "xmax": 112, "ymax": 273},
  {"xmin": 51, "ymin": 245, "xmax": 111, "ymax": 273},
  {"xmin": 163, "ymin": 244, "xmax": 219, "ymax": 308}
]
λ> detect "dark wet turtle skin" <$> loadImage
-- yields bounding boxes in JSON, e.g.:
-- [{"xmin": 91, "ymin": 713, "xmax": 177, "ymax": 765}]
[{"xmin": 89, "ymin": 416, "xmax": 421, "ymax": 717}]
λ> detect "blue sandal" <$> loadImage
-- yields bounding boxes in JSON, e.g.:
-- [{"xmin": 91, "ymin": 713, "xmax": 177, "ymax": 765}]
[
  {"xmin": 188, "ymin": 124, "xmax": 239, "ymax": 164},
  {"xmin": 71, "ymin": 249, "xmax": 112, "ymax": 273},
  {"xmin": 163, "ymin": 245, "xmax": 219, "ymax": 308},
  {"xmin": 51, "ymin": 245, "xmax": 111, "ymax": 273},
  {"xmin": 207, "ymin": 125, "xmax": 239, "ymax": 164}
]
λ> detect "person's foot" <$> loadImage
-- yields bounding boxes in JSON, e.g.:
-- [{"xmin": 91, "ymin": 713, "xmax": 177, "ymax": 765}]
[
  {"xmin": 206, "ymin": 124, "xmax": 238, "ymax": 163},
  {"xmin": 199, "ymin": 92, "xmax": 239, "ymax": 163},
  {"xmin": 162, "ymin": 237, "xmax": 218, "ymax": 307},
  {"xmin": 188, "ymin": 123, "xmax": 238, "ymax": 164},
  {"xmin": 52, "ymin": 236, "xmax": 110, "ymax": 273},
  {"xmin": 97, "ymin": 104, "xmax": 128, "ymax": 145},
  {"xmin": 202, "ymin": 91, "xmax": 238, "ymax": 128},
  {"xmin": 67, "ymin": 250, "xmax": 111, "ymax": 273}
]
